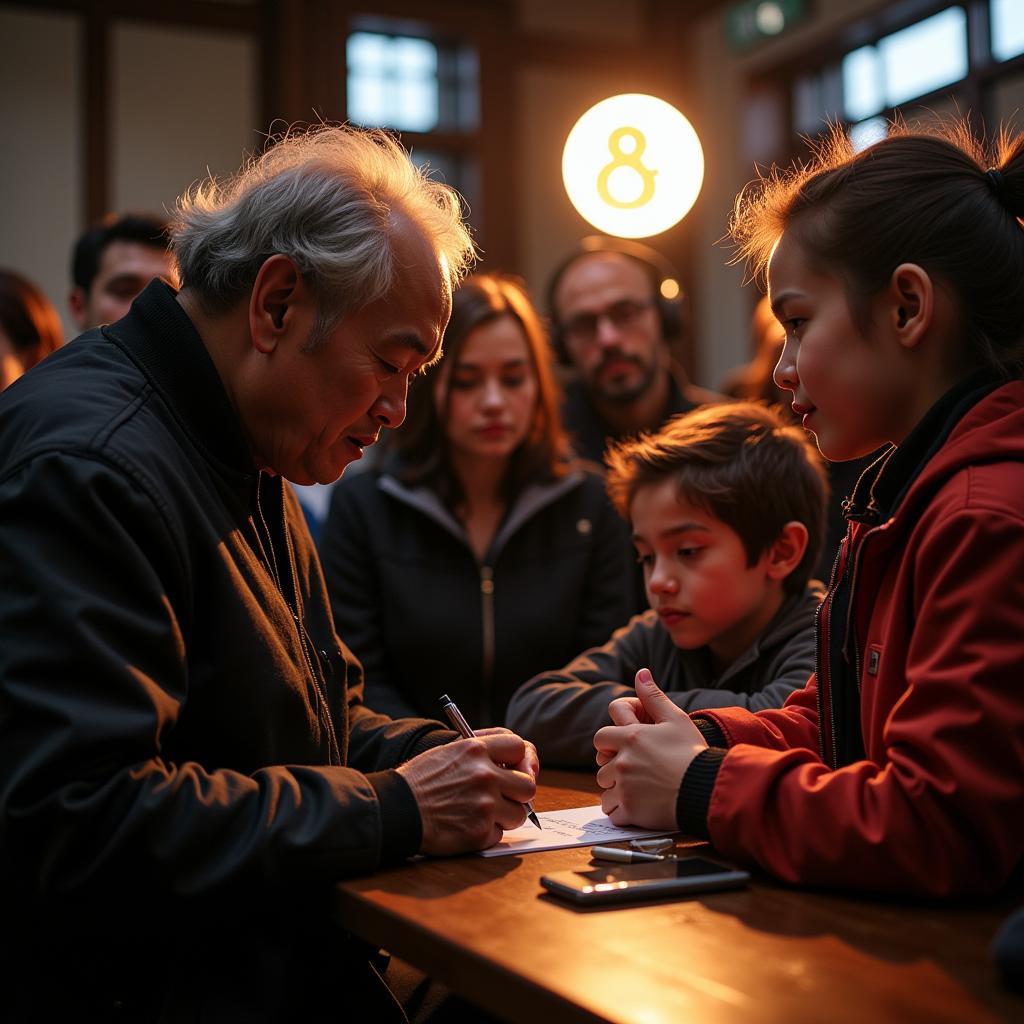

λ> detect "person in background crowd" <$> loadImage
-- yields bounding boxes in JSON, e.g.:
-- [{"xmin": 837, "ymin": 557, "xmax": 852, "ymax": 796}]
[
  {"xmin": 546, "ymin": 236, "xmax": 722, "ymax": 465},
  {"xmin": 0, "ymin": 268, "xmax": 63, "ymax": 391},
  {"xmin": 69, "ymin": 211, "xmax": 175, "ymax": 331},
  {"xmin": 321, "ymin": 272, "xmax": 636, "ymax": 726}
]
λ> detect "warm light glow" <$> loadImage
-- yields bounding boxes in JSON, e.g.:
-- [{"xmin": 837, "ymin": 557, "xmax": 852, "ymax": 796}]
[
  {"xmin": 562, "ymin": 93, "xmax": 704, "ymax": 239},
  {"xmin": 659, "ymin": 278, "xmax": 681, "ymax": 300}
]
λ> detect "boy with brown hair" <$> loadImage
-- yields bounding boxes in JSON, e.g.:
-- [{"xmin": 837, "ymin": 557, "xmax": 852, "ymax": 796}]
[{"xmin": 506, "ymin": 401, "xmax": 827, "ymax": 766}]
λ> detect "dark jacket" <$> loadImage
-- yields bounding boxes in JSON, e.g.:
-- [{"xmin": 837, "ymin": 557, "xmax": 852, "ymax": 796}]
[
  {"xmin": 506, "ymin": 582, "xmax": 823, "ymax": 766},
  {"xmin": 0, "ymin": 281, "xmax": 454, "ymax": 1019},
  {"xmin": 561, "ymin": 371, "xmax": 698, "ymax": 465},
  {"xmin": 321, "ymin": 463, "xmax": 636, "ymax": 726},
  {"xmin": 679, "ymin": 374, "xmax": 1024, "ymax": 896}
]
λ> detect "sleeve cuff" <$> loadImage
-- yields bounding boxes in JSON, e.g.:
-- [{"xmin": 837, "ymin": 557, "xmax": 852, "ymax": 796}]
[
  {"xmin": 366, "ymin": 769, "xmax": 423, "ymax": 864},
  {"xmin": 676, "ymin": 747, "xmax": 727, "ymax": 840},
  {"xmin": 690, "ymin": 714, "xmax": 728, "ymax": 748},
  {"xmin": 407, "ymin": 727, "xmax": 459, "ymax": 758}
]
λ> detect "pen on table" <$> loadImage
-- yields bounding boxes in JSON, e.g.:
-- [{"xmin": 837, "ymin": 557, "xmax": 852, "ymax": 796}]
[
  {"xmin": 590, "ymin": 846, "xmax": 666, "ymax": 863},
  {"xmin": 438, "ymin": 693, "xmax": 541, "ymax": 830}
]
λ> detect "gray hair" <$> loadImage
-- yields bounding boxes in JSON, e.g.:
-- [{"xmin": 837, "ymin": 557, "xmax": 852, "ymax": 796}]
[{"xmin": 170, "ymin": 124, "xmax": 476, "ymax": 345}]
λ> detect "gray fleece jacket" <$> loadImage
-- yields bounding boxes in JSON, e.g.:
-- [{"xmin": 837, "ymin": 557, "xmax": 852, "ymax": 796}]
[{"xmin": 505, "ymin": 581, "xmax": 823, "ymax": 767}]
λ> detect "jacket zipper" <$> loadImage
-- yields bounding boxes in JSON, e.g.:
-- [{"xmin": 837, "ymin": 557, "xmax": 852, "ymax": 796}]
[
  {"xmin": 818, "ymin": 517, "xmax": 888, "ymax": 768},
  {"xmin": 256, "ymin": 480, "xmax": 341, "ymax": 765},
  {"xmin": 479, "ymin": 564, "xmax": 495, "ymax": 724},
  {"xmin": 815, "ymin": 541, "xmax": 846, "ymax": 767}
]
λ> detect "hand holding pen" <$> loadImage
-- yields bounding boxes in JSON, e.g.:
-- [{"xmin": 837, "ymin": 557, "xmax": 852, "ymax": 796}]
[
  {"xmin": 440, "ymin": 694, "xmax": 542, "ymax": 830},
  {"xmin": 394, "ymin": 698, "xmax": 540, "ymax": 855}
]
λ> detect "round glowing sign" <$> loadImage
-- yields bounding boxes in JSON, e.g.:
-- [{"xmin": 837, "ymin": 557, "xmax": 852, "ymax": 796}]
[{"xmin": 562, "ymin": 93, "xmax": 704, "ymax": 239}]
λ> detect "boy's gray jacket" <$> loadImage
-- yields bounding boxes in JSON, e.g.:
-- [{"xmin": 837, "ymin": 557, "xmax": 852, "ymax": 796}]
[{"xmin": 506, "ymin": 582, "xmax": 823, "ymax": 767}]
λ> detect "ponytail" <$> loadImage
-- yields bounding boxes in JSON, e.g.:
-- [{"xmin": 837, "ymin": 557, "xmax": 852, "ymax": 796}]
[{"xmin": 730, "ymin": 120, "xmax": 1024, "ymax": 371}]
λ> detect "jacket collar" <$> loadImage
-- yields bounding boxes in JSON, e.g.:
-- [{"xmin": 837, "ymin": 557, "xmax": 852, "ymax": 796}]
[
  {"xmin": 715, "ymin": 581, "xmax": 823, "ymax": 684},
  {"xmin": 843, "ymin": 367, "xmax": 1009, "ymax": 526},
  {"xmin": 378, "ymin": 469, "xmax": 586, "ymax": 559},
  {"xmin": 103, "ymin": 280, "xmax": 256, "ymax": 485}
]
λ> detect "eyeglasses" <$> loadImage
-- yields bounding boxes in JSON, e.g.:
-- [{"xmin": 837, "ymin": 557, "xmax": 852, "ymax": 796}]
[{"xmin": 561, "ymin": 298, "xmax": 655, "ymax": 345}]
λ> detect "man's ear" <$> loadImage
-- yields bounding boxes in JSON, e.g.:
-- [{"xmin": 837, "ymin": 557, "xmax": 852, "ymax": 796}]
[
  {"xmin": 764, "ymin": 520, "xmax": 809, "ymax": 582},
  {"xmin": 887, "ymin": 263, "xmax": 933, "ymax": 350},
  {"xmin": 249, "ymin": 255, "xmax": 301, "ymax": 355},
  {"xmin": 68, "ymin": 287, "xmax": 88, "ymax": 331}
]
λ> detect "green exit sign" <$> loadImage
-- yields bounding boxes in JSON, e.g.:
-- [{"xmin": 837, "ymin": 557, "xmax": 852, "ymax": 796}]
[{"xmin": 725, "ymin": 0, "xmax": 807, "ymax": 52}]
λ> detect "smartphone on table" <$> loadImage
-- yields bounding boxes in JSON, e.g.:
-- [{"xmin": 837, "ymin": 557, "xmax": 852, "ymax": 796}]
[{"xmin": 540, "ymin": 857, "xmax": 750, "ymax": 906}]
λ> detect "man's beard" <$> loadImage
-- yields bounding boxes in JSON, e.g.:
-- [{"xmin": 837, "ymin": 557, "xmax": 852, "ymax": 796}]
[{"xmin": 589, "ymin": 351, "xmax": 660, "ymax": 407}]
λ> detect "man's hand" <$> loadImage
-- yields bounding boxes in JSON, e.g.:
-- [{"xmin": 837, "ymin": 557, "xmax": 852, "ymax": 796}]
[
  {"xmin": 473, "ymin": 726, "xmax": 540, "ymax": 780},
  {"xmin": 397, "ymin": 731, "xmax": 538, "ymax": 855},
  {"xmin": 593, "ymin": 668, "xmax": 708, "ymax": 829}
]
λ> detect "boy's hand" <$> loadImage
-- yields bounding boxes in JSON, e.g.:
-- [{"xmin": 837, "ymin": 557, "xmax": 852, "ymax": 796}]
[{"xmin": 593, "ymin": 668, "xmax": 708, "ymax": 828}]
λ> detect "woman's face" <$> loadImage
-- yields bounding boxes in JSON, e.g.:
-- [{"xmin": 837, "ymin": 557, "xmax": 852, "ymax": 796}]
[{"xmin": 436, "ymin": 314, "xmax": 539, "ymax": 464}]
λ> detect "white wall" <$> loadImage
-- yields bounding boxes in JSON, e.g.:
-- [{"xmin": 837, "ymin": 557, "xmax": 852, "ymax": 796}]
[
  {"xmin": 0, "ymin": 9, "xmax": 260, "ymax": 346},
  {"xmin": 0, "ymin": 7, "xmax": 82, "ymax": 342},
  {"xmin": 111, "ymin": 22, "xmax": 259, "ymax": 216}
]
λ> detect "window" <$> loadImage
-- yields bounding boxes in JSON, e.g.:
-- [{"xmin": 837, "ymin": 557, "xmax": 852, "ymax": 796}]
[
  {"xmin": 786, "ymin": 2, "xmax": 1024, "ymax": 156},
  {"xmin": 346, "ymin": 29, "xmax": 479, "ymax": 134},
  {"xmin": 344, "ymin": 24, "xmax": 481, "ymax": 230},
  {"xmin": 991, "ymin": 0, "xmax": 1024, "ymax": 62},
  {"xmin": 347, "ymin": 32, "xmax": 439, "ymax": 133},
  {"xmin": 841, "ymin": 8, "xmax": 967, "ymax": 122}
]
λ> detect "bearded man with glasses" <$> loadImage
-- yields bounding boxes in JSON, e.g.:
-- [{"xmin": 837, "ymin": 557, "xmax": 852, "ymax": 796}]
[{"xmin": 546, "ymin": 237, "xmax": 722, "ymax": 465}]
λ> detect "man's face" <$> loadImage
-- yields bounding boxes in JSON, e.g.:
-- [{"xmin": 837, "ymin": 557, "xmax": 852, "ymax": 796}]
[
  {"xmin": 72, "ymin": 240, "xmax": 174, "ymax": 330},
  {"xmin": 554, "ymin": 252, "xmax": 664, "ymax": 405},
  {"xmin": 246, "ymin": 225, "xmax": 451, "ymax": 486}
]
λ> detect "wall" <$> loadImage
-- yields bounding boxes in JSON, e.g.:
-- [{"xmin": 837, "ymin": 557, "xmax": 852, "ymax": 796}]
[
  {"xmin": 0, "ymin": 4, "xmax": 257, "ymax": 343},
  {"xmin": 111, "ymin": 22, "xmax": 258, "ymax": 215},
  {"xmin": 0, "ymin": 7, "xmax": 82, "ymax": 342},
  {"xmin": 686, "ymin": 0, "xmax": 889, "ymax": 389}
]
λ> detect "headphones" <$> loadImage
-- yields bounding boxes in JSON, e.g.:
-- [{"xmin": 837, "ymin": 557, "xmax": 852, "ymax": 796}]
[{"xmin": 545, "ymin": 236, "xmax": 686, "ymax": 365}]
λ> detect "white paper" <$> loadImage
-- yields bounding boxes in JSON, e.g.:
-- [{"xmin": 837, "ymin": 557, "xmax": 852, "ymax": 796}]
[{"xmin": 478, "ymin": 804, "xmax": 676, "ymax": 857}]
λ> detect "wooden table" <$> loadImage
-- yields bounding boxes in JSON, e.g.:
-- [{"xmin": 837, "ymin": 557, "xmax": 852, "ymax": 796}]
[{"xmin": 335, "ymin": 771, "xmax": 1022, "ymax": 1023}]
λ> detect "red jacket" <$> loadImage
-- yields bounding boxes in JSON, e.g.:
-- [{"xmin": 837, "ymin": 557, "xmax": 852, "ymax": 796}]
[{"xmin": 693, "ymin": 379, "xmax": 1024, "ymax": 895}]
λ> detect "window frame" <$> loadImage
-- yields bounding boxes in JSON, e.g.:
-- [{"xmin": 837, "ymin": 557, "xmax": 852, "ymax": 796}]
[{"xmin": 750, "ymin": 0, "xmax": 1024, "ymax": 164}]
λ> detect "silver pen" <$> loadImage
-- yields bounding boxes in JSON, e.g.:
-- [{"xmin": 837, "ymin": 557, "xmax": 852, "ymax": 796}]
[
  {"xmin": 591, "ymin": 845, "xmax": 666, "ymax": 863},
  {"xmin": 438, "ymin": 694, "xmax": 541, "ymax": 829}
]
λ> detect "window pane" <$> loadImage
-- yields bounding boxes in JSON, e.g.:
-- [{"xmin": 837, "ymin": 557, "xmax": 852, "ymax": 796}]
[
  {"xmin": 394, "ymin": 37, "xmax": 437, "ymax": 77},
  {"xmin": 397, "ymin": 80, "xmax": 438, "ymax": 132},
  {"xmin": 348, "ymin": 77, "xmax": 387, "ymax": 127},
  {"xmin": 880, "ymin": 7, "xmax": 967, "ymax": 109},
  {"xmin": 842, "ymin": 46, "xmax": 883, "ymax": 122},
  {"xmin": 992, "ymin": 0, "xmax": 1024, "ymax": 61},
  {"xmin": 850, "ymin": 116, "xmax": 888, "ymax": 152},
  {"xmin": 346, "ymin": 31, "xmax": 440, "ymax": 132},
  {"xmin": 347, "ymin": 32, "xmax": 386, "ymax": 71}
]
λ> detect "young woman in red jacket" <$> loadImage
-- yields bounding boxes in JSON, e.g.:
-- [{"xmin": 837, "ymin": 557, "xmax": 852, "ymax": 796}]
[{"xmin": 594, "ymin": 121, "xmax": 1024, "ymax": 896}]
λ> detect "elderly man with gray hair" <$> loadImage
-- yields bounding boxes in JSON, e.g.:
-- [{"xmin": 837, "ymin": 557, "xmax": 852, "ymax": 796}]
[{"xmin": 0, "ymin": 126, "xmax": 538, "ymax": 1021}]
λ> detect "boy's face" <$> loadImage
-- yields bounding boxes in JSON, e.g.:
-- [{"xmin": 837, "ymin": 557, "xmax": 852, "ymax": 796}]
[
  {"xmin": 768, "ymin": 232, "xmax": 910, "ymax": 461},
  {"xmin": 631, "ymin": 478, "xmax": 784, "ymax": 671}
]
